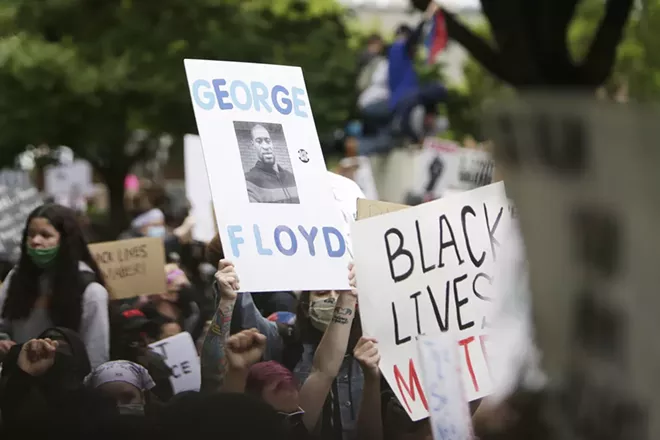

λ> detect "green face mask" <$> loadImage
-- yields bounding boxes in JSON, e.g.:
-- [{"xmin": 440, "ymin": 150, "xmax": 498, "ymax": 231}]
[{"xmin": 27, "ymin": 245, "xmax": 60, "ymax": 268}]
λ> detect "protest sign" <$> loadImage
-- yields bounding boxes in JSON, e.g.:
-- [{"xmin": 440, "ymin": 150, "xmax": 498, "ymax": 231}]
[
  {"xmin": 184, "ymin": 134, "xmax": 215, "ymax": 242},
  {"xmin": 184, "ymin": 59, "xmax": 350, "ymax": 292},
  {"xmin": 0, "ymin": 169, "xmax": 31, "ymax": 189},
  {"xmin": 356, "ymin": 199, "xmax": 408, "ymax": 220},
  {"xmin": 417, "ymin": 333, "xmax": 473, "ymax": 440},
  {"xmin": 89, "ymin": 237, "xmax": 166, "ymax": 299},
  {"xmin": 0, "ymin": 183, "xmax": 42, "ymax": 257},
  {"xmin": 409, "ymin": 138, "xmax": 494, "ymax": 203},
  {"xmin": 483, "ymin": 94, "xmax": 655, "ymax": 438},
  {"xmin": 149, "ymin": 332, "xmax": 201, "ymax": 394},
  {"xmin": 44, "ymin": 160, "xmax": 94, "ymax": 208},
  {"xmin": 351, "ymin": 182, "xmax": 518, "ymax": 420}
]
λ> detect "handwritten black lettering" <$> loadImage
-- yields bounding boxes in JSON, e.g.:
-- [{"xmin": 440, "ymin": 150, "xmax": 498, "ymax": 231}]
[
  {"xmin": 415, "ymin": 220, "xmax": 436, "ymax": 273},
  {"xmin": 392, "ymin": 302, "xmax": 411, "ymax": 345},
  {"xmin": 472, "ymin": 272, "xmax": 492, "ymax": 302},
  {"xmin": 438, "ymin": 215, "xmax": 464, "ymax": 268},
  {"xmin": 426, "ymin": 284, "xmax": 449, "ymax": 332},
  {"xmin": 461, "ymin": 205, "xmax": 485, "ymax": 267},
  {"xmin": 152, "ymin": 341, "xmax": 168, "ymax": 360},
  {"xmin": 453, "ymin": 274, "xmax": 473, "ymax": 331},
  {"xmin": 483, "ymin": 204, "xmax": 502, "ymax": 262},
  {"xmin": 384, "ymin": 228, "xmax": 414, "ymax": 283},
  {"xmin": 410, "ymin": 291, "xmax": 422, "ymax": 335}
]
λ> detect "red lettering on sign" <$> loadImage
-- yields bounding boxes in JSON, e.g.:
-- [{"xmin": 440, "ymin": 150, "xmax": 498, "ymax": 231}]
[
  {"xmin": 393, "ymin": 358, "xmax": 428, "ymax": 413},
  {"xmin": 459, "ymin": 336, "xmax": 479, "ymax": 392}
]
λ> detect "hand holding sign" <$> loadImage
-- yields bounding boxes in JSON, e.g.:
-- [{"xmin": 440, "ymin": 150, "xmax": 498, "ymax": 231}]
[
  {"xmin": 347, "ymin": 262, "xmax": 358, "ymax": 297},
  {"xmin": 226, "ymin": 328, "xmax": 267, "ymax": 371},
  {"xmin": 215, "ymin": 259, "xmax": 239, "ymax": 300},
  {"xmin": 354, "ymin": 336, "xmax": 380, "ymax": 379}
]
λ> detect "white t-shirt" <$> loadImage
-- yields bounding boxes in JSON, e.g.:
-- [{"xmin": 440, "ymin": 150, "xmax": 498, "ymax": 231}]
[{"xmin": 358, "ymin": 58, "xmax": 389, "ymax": 110}]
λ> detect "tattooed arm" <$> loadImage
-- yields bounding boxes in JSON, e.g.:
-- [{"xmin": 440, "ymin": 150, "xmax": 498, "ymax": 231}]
[
  {"xmin": 299, "ymin": 264, "xmax": 358, "ymax": 431},
  {"xmin": 200, "ymin": 260, "xmax": 239, "ymax": 393}
]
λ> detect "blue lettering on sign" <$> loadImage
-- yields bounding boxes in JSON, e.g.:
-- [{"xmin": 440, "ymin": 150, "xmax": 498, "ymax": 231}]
[
  {"xmin": 191, "ymin": 79, "xmax": 308, "ymax": 117},
  {"xmin": 227, "ymin": 224, "xmax": 345, "ymax": 258}
]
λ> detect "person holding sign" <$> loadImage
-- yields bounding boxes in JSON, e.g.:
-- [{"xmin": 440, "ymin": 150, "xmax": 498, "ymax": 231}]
[{"xmin": 0, "ymin": 204, "xmax": 110, "ymax": 368}]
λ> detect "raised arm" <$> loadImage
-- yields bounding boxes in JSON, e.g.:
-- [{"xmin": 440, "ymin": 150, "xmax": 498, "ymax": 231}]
[
  {"xmin": 200, "ymin": 259, "xmax": 239, "ymax": 393},
  {"xmin": 299, "ymin": 263, "xmax": 358, "ymax": 431},
  {"xmin": 354, "ymin": 336, "xmax": 383, "ymax": 440}
]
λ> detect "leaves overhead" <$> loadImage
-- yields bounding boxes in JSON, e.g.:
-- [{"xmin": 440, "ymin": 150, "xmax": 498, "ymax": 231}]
[{"xmin": 0, "ymin": 0, "xmax": 358, "ymax": 168}]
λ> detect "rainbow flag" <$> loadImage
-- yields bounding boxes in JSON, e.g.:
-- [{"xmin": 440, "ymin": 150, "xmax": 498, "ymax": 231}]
[{"xmin": 425, "ymin": 9, "xmax": 448, "ymax": 64}]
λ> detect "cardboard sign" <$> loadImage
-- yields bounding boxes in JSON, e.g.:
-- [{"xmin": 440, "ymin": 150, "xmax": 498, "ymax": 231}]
[
  {"xmin": 184, "ymin": 134, "xmax": 216, "ymax": 243},
  {"xmin": 89, "ymin": 237, "xmax": 166, "ymax": 299},
  {"xmin": 483, "ymin": 94, "xmax": 654, "ymax": 438},
  {"xmin": 0, "ymin": 183, "xmax": 42, "ymax": 256},
  {"xmin": 417, "ymin": 333, "xmax": 473, "ymax": 440},
  {"xmin": 185, "ymin": 59, "xmax": 350, "ymax": 292},
  {"xmin": 149, "ymin": 332, "xmax": 201, "ymax": 394},
  {"xmin": 356, "ymin": 199, "xmax": 408, "ymax": 220},
  {"xmin": 351, "ymin": 183, "xmax": 519, "ymax": 420}
]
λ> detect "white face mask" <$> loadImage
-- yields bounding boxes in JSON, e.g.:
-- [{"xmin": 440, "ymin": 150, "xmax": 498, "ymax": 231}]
[
  {"xmin": 309, "ymin": 296, "xmax": 337, "ymax": 332},
  {"xmin": 118, "ymin": 403, "xmax": 145, "ymax": 416}
]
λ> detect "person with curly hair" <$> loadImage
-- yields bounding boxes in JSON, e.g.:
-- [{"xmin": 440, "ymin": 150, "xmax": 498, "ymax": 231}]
[{"xmin": 0, "ymin": 203, "xmax": 110, "ymax": 368}]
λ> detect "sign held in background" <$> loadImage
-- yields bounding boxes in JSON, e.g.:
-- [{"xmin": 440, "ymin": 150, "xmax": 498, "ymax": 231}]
[{"xmin": 89, "ymin": 237, "xmax": 166, "ymax": 299}]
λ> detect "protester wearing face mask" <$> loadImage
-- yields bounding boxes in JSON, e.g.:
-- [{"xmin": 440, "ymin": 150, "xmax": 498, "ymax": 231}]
[
  {"xmin": 293, "ymin": 288, "xmax": 364, "ymax": 440},
  {"xmin": 0, "ymin": 204, "xmax": 110, "ymax": 368},
  {"xmin": 141, "ymin": 264, "xmax": 202, "ymax": 340},
  {"xmin": 84, "ymin": 360, "xmax": 156, "ymax": 416}
]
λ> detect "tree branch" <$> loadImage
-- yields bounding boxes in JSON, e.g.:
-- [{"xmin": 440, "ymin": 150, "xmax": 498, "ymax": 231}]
[
  {"xmin": 580, "ymin": 0, "xmax": 635, "ymax": 86},
  {"xmin": 443, "ymin": 9, "xmax": 514, "ymax": 84}
]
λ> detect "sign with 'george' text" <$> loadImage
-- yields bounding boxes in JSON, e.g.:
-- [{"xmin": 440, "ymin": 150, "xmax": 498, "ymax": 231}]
[
  {"xmin": 185, "ymin": 59, "xmax": 350, "ymax": 292},
  {"xmin": 351, "ymin": 182, "xmax": 520, "ymax": 420},
  {"xmin": 89, "ymin": 237, "xmax": 166, "ymax": 299}
]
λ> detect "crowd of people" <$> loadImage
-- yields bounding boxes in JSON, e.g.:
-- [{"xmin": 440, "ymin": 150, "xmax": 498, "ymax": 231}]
[
  {"xmin": 0, "ymin": 4, "xmax": 528, "ymax": 439},
  {"xmin": 351, "ymin": 1, "xmax": 448, "ymax": 156},
  {"xmin": 0, "ymin": 188, "xmax": 528, "ymax": 439}
]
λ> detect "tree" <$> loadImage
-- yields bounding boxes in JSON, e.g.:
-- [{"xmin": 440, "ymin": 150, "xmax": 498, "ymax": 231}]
[
  {"xmin": 437, "ymin": 0, "xmax": 660, "ymax": 141},
  {"xmin": 0, "ymin": 0, "xmax": 358, "ymax": 234},
  {"xmin": 412, "ymin": 0, "xmax": 635, "ymax": 90}
]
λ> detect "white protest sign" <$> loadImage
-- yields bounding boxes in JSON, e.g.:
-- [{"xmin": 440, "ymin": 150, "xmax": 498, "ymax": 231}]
[
  {"xmin": 184, "ymin": 134, "xmax": 216, "ymax": 242},
  {"xmin": 417, "ymin": 333, "xmax": 473, "ymax": 440},
  {"xmin": 184, "ymin": 59, "xmax": 350, "ymax": 292},
  {"xmin": 411, "ymin": 139, "xmax": 494, "ymax": 202},
  {"xmin": 484, "ymin": 94, "xmax": 655, "ymax": 438},
  {"xmin": 149, "ymin": 332, "xmax": 201, "ymax": 394},
  {"xmin": 352, "ymin": 182, "xmax": 519, "ymax": 421},
  {"xmin": 44, "ymin": 159, "xmax": 94, "ymax": 202}
]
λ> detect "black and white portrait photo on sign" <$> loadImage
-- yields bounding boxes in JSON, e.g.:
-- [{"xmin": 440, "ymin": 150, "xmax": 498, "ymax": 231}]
[{"xmin": 234, "ymin": 121, "xmax": 300, "ymax": 204}]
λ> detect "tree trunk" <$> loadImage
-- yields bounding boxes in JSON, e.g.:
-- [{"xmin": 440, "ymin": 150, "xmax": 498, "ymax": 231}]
[{"xmin": 99, "ymin": 166, "xmax": 129, "ymax": 239}]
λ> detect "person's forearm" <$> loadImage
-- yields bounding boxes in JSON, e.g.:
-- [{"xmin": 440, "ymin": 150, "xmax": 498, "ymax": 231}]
[
  {"xmin": 300, "ymin": 294, "xmax": 357, "ymax": 430},
  {"xmin": 200, "ymin": 297, "xmax": 236, "ymax": 392},
  {"xmin": 311, "ymin": 294, "xmax": 357, "ymax": 378},
  {"xmin": 221, "ymin": 367, "xmax": 249, "ymax": 393},
  {"xmin": 357, "ymin": 374, "xmax": 383, "ymax": 440}
]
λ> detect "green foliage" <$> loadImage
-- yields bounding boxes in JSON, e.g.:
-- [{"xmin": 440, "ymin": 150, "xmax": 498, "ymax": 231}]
[
  {"xmin": 443, "ymin": 0, "xmax": 659, "ymax": 140},
  {"xmin": 0, "ymin": 0, "xmax": 359, "ymax": 229},
  {"xmin": 0, "ymin": 1, "xmax": 358, "ymax": 162}
]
